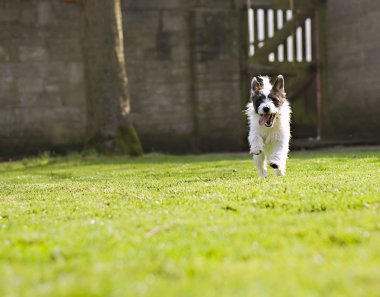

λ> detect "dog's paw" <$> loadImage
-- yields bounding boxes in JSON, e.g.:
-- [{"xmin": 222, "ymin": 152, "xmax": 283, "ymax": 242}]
[
  {"xmin": 270, "ymin": 160, "xmax": 286, "ymax": 176},
  {"xmin": 250, "ymin": 147, "xmax": 263, "ymax": 155},
  {"xmin": 258, "ymin": 170, "xmax": 267, "ymax": 178},
  {"xmin": 269, "ymin": 162, "xmax": 279, "ymax": 169}
]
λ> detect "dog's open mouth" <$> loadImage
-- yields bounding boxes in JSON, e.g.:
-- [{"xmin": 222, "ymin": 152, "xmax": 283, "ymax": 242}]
[{"xmin": 259, "ymin": 114, "xmax": 276, "ymax": 127}]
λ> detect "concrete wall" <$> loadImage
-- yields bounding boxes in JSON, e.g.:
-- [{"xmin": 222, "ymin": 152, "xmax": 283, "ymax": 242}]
[
  {"xmin": 124, "ymin": 0, "xmax": 243, "ymax": 153},
  {"xmin": 0, "ymin": 0, "xmax": 86, "ymax": 155},
  {"xmin": 325, "ymin": 0, "xmax": 380, "ymax": 142}
]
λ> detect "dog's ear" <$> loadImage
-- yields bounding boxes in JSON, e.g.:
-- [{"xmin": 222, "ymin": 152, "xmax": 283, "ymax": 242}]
[
  {"xmin": 251, "ymin": 77, "xmax": 262, "ymax": 93},
  {"xmin": 273, "ymin": 75, "xmax": 285, "ymax": 93}
]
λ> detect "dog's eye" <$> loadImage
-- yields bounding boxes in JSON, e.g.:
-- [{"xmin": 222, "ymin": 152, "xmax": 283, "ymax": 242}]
[
  {"xmin": 252, "ymin": 94, "xmax": 265, "ymax": 102},
  {"xmin": 271, "ymin": 97, "xmax": 279, "ymax": 102}
]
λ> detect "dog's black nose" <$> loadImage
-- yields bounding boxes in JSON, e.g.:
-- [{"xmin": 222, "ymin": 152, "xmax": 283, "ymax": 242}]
[{"xmin": 263, "ymin": 107, "xmax": 270, "ymax": 113}]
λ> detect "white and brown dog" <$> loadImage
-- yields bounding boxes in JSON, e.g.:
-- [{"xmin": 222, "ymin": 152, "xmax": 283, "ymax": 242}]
[{"xmin": 246, "ymin": 75, "xmax": 291, "ymax": 177}]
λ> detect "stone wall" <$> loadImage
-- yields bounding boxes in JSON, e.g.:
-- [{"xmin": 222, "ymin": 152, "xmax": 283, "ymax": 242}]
[
  {"xmin": 325, "ymin": 0, "xmax": 380, "ymax": 142},
  {"xmin": 123, "ymin": 0, "xmax": 243, "ymax": 153},
  {"xmin": 2, "ymin": 0, "xmax": 378, "ymax": 156},
  {"xmin": 0, "ymin": 0, "xmax": 243, "ymax": 155},
  {"xmin": 0, "ymin": 0, "xmax": 86, "ymax": 155}
]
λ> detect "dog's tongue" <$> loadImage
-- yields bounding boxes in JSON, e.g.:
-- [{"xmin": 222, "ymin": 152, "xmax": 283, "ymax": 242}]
[{"xmin": 259, "ymin": 115, "xmax": 271, "ymax": 126}]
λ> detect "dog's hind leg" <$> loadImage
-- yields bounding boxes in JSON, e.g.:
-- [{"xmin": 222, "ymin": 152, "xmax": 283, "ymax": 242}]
[
  {"xmin": 269, "ymin": 139, "xmax": 289, "ymax": 176},
  {"xmin": 253, "ymin": 154, "xmax": 267, "ymax": 178}
]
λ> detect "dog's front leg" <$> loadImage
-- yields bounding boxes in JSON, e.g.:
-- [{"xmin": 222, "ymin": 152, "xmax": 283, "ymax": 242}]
[
  {"xmin": 269, "ymin": 138, "xmax": 289, "ymax": 176},
  {"xmin": 248, "ymin": 134, "xmax": 263, "ymax": 155},
  {"xmin": 253, "ymin": 154, "xmax": 267, "ymax": 178}
]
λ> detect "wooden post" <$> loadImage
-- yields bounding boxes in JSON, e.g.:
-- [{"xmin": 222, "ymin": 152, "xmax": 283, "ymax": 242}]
[
  {"xmin": 316, "ymin": 0, "xmax": 328, "ymax": 140},
  {"xmin": 313, "ymin": 8, "xmax": 322, "ymax": 140},
  {"xmin": 239, "ymin": 1, "xmax": 250, "ymax": 148}
]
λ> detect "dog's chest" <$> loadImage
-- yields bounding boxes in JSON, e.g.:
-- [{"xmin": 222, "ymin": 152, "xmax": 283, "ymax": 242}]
[
  {"xmin": 257, "ymin": 122, "xmax": 283, "ymax": 144},
  {"xmin": 262, "ymin": 130, "xmax": 280, "ymax": 144}
]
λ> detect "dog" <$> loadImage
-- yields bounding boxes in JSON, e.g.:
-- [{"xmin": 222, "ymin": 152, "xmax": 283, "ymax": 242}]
[{"xmin": 246, "ymin": 75, "xmax": 291, "ymax": 177}]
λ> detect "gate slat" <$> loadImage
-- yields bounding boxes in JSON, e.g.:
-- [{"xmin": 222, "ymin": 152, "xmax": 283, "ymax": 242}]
[{"xmin": 296, "ymin": 26, "xmax": 301, "ymax": 62}]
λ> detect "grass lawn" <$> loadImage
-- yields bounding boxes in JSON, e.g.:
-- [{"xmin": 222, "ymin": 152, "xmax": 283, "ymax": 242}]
[{"xmin": 0, "ymin": 149, "xmax": 379, "ymax": 297}]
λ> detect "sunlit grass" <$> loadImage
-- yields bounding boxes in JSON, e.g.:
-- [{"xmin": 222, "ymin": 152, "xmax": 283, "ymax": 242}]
[{"xmin": 0, "ymin": 150, "xmax": 379, "ymax": 297}]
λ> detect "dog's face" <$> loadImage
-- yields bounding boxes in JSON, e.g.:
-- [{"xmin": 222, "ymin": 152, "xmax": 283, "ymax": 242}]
[{"xmin": 250, "ymin": 75, "xmax": 286, "ymax": 128}]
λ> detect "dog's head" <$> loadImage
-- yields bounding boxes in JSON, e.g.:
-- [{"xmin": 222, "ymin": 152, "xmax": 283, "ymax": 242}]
[{"xmin": 250, "ymin": 75, "xmax": 286, "ymax": 128}]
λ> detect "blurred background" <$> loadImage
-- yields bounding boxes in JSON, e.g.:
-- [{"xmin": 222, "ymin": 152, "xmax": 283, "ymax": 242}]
[{"xmin": 0, "ymin": 0, "xmax": 379, "ymax": 156}]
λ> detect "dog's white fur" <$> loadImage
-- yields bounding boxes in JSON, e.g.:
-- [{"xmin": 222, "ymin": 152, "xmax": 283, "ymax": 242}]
[{"xmin": 246, "ymin": 75, "xmax": 291, "ymax": 177}]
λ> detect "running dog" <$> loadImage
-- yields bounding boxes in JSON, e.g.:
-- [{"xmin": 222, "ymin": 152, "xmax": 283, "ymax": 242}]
[{"xmin": 246, "ymin": 75, "xmax": 291, "ymax": 177}]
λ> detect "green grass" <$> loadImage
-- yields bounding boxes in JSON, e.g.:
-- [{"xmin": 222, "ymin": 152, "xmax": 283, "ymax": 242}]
[{"xmin": 0, "ymin": 150, "xmax": 379, "ymax": 297}]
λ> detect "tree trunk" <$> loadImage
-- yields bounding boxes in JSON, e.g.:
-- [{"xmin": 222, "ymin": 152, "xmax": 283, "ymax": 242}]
[{"xmin": 81, "ymin": 0, "xmax": 143, "ymax": 155}]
